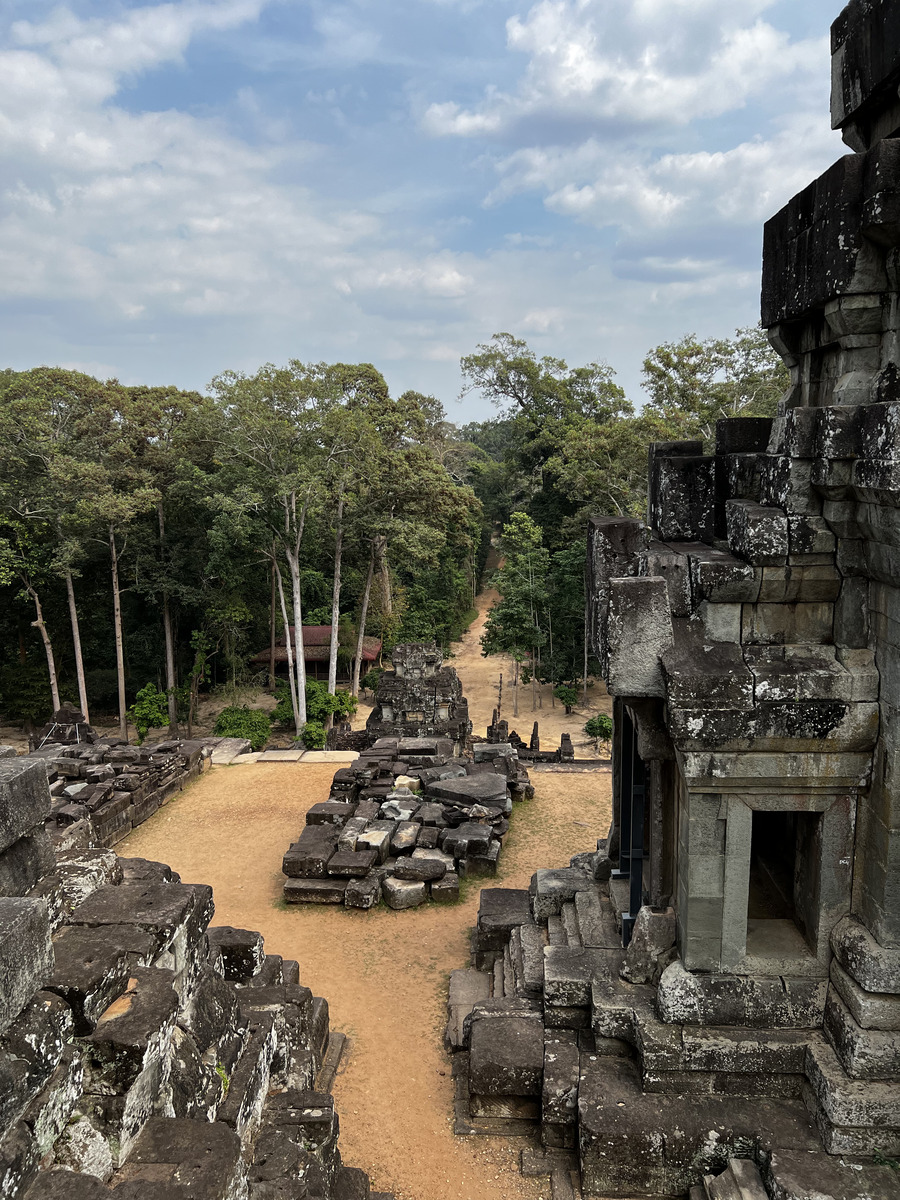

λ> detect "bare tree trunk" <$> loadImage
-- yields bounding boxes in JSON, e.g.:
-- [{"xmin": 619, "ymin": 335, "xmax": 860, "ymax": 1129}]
[
  {"xmin": 351, "ymin": 543, "xmax": 375, "ymax": 697},
  {"xmin": 26, "ymin": 580, "xmax": 61, "ymax": 713},
  {"xmin": 513, "ymin": 657, "xmax": 519, "ymax": 719},
  {"xmin": 286, "ymin": 551, "xmax": 308, "ymax": 726},
  {"xmin": 327, "ymin": 493, "xmax": 345, "ymax": 712},
  {"xmin": 157, "ymin": 503, "xmax": 178, "ymax": 735},
  {"xmin": 110, "ymin": 527, "xmax": 128, "ymax": 741},
  {"xmin": 583, "ymin": 593, "xmax": 589, "ymax": 706},
  {"xmin": 162, "ymin": 593, "xmax": 178, "ymax": 734},
  {"xmin": 274, "ymin": 558, "xmax": 300, "ymax": 736},
  {"xmin": 269, "ymin": 559, "xmax": 276, "ymax": 689},
  {"xmin": 64, "ymin": 570, "xmax": 89, "ymax": 721}
]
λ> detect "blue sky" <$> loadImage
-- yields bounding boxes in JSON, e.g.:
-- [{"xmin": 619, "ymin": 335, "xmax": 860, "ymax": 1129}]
[{"xmin": 0, "ymin": 0, "xmax": 847, "ymax": 421}]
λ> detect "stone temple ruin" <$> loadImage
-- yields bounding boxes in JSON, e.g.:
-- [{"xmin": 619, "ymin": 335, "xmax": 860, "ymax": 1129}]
[
  {"xmin": 446, "ymin": 3, "xmax": 900, "ymax": 1197},
  {"xmin": 281, "ymin": 738, "xmax": 533, "ymax": 911},
  {"xmin": 365, "ymin": 642, "xmax": 471, "ymax": 754},
  {"xmin": 0, "ymin": 754, "xmax": 388, "ymax": 1200}
]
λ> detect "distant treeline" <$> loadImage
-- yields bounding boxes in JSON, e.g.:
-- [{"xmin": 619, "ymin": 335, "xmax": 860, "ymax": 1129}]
[{"xmin": 0, "ymin": 327, "xmax": 786, "ymax": 737}]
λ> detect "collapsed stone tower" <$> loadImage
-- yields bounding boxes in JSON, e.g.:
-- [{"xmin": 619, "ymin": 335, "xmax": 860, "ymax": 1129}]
[{"xmin": 365, "ymin": 642, "xmax": 471, "ymax": 754}]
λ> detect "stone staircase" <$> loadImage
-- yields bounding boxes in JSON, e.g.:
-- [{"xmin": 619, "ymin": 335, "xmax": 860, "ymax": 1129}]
[{"xmin": 445, "ymin": 859, "xmax": 900, "ymax": 1198}]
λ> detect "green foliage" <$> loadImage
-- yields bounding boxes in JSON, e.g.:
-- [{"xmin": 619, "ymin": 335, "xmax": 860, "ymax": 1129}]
[
  {"xmin": 585, "ymin": 713, "xmax": 613, "ymax": 742},
  {"xmin": 553, "ymin": 685, "xmax": 578, "ymax": 710},
  {"xmin": 129, "ymin": 682, "xmax": 169, "ymax": 744},
  {"xmin": 299, "ymin": 720, "xmax": 327, "ymax": 749},
  {"xmin": 0, "ymin": 660, "xmax": 53, "ymax": 725},
  {"xmin": 213, "ymin": 706, "xmax": 270, "ymax": 751},
  {"xmin": 360, "ymin": 667, "xmax": 383, "ymax": 694},
  {"xmin": 272, "ymin": 680, "xmax": 357, "ymax": 727}
]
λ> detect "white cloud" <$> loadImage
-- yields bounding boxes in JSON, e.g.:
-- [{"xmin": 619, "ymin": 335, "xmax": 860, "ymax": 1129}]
[{"xmin": 423, "ymin": 1, "xmax": 825, "ymax": 134}]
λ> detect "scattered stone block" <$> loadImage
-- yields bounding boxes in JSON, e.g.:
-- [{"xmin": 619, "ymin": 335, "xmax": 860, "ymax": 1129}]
[
  {"xmin": 305, "ymin": 801, "xmax": 357, "ymax": 827},
  {"xmin": 0, "ymin": 760, "xmax": 51, "ymax": 856},
  {"xmin": 382, "ymin": 877, "xmax": 426, "ymax": 910},
  {"xmin": 355, "ymin": 829, "xmax": 391, "ymax": 864},
  {"xmin": 282, "ymin": 826, "xmax": 339, "ymax": 878},
  {"xmin": 394, "ymin": 857, "xmax": 445, "ymax": 882},
  {"xmin": 326, "ymin": 849, "xmax": 378, "ymax": 878},
  {"xmin": 206, "ymin": 926, "xmax": 264, "ymax": 981},
  {"xmin": 430, "ymin": 872, "xmax": 459, "ymax": 903},
  {"xmin": 0, "ymin": 899, "xmax": 54, "ymax": 1037},
  {"xmin": 284, "ymin": 879, "xmax": 348, "ymax": 904},
  {"xmin": 345, "ymin": 874, "xmax": 381, "ymax": 909}
]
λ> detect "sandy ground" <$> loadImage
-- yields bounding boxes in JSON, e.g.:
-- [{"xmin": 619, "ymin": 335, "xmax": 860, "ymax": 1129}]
[
  {"xmin": 122, "ymin": 762, "xmax": 612, "ymax": 1200},
  {"xmin": 447, "ymin": 586, "xmax": 611, "ymax": 756}
]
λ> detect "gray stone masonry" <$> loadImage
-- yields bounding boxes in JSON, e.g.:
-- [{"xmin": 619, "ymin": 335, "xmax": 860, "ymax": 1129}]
[
  {"xmin": 0, "ymin": 754, "xmax": 390, "ymax": 1200},
  {"xmin": 281, "ymin": 736, "xmax": 531, "ymax": 911},
  {"xmin": 443, "ymin": 4, "xmax": 900, "ymax": 1193}
]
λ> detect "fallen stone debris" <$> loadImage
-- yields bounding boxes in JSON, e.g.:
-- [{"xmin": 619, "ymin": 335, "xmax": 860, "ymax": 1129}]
[
  {"xmin": 0, "ymin": 754, "xmax": 391, "ymax": 1200},
  {"xmin": 282, "ymin": 737, "xmax": 534, "ymax": 910},
  {"xmin": 446, "ymin": 4, "xmax": 900, "ymax": 1196}
]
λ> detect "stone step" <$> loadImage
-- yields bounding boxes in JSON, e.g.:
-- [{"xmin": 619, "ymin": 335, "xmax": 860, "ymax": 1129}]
[
  {"xmin": 577, "ymin": 1054, "xmax": 820, "ymax": 1197},
  {"xmin": 445, "ymin": 968, "xmax": 491, "ymax": 1052},
  {"xmin": 765, "ymin": 1149, "xmax": 899, "ymax": 1199},
  {"xmin": 510, "ymin": 923, "xmax": 545, "ymax": 999},
  {"xmin": 503, "ymin": 943, "xmax": 516, "ymax": 997},
  {"xmin": 547, "ymin": 914, "xmax": 566, "ymax": 946},
  {"xmin": 492, "ymin": 957, "xmax": 505, "ymax": 998},
  {"xmin": 560, "ymin": 902, "xmax": 582, "ymax": 948},
  {"xmin": 804, "ymin": 1038, "xmax": 900, "ymax": 1155}
]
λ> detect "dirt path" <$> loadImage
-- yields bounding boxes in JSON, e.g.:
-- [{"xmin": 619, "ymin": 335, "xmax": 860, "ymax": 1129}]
[
  {"xmin": 448, "ymin": 583, "xmax": 611, "ymax": 755},
  {"xmin": 122, "ymin": 761, "xmax": 612, "ymax": 1200}
]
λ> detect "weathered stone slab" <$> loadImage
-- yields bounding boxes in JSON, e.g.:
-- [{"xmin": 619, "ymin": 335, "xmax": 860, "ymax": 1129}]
[
  {"xmin": 345, "ymin": 873, "xmax": 381, "ymax": 909},
  {"xmin": 824, "ymin": 989, "xmax": 900, "ymax": 1080},
  {"xmin": 284, "ymin": 878, "xmax": 348, "ymax": 904},
  {"xmin": 830, "ymin": 959, "xmax": 900, "ymax": 1030},
  {"xmin": 430, "ymin": 872, "xmax": 459, "ymax": 903},
  {"xmin": 443, "ymin": 822, "xmax": 493, "ymax": 859},
  {"xmin": 71, "ymin": 882, "xmax": 213, "ymax": 967},
  {"xmin": 0, "ymin": 829, "xmax": 56, "ymax": 898},
  {"xmin": 0, "ymin": 759, "xmax": 51, "ymax": 856},
  {"xmin": 47, "ymin": 924, "xmax": 156, "ymax": 1033},
  {"xmin": 832, "ymin": 915, "xmax": 900, "ymax": 994},
  {"xmin": 530, "ymin": 869, "xmax": 594, "ymax": 922},
  {"xmin": 305, "ymin": 801, "xmax": 357, "ymax": 827},
  {"xmin": 390, "ymin": 820, "xmax": 419, "ymax": 855},
  {"xmin": 469, "ymin": 1013, "xmax": 544, "ymax": 1097},
  {"xmin": 382, "ymin": 876, "xmax": 426, "ymax": 910},
  {"xmin": 393, "ymin": 856, "xmax": 445, "ymax": 882},
  {"xmin": 543, "ymin": 946, "xmax": 619, "ymax": 1008},
  {"xmin": 206, "ymin": 926, "xmax": 264, "ymax": 981},
  {"xmin": 355, "ymin": 828, "xmax": 390, "ymax": 863},
  {"xmin": 326, "ymin": 849, "xmax": 378, "ymax": 878},
  {"xmin": 114, "ymin": 1116, "xmax": 244, "ymax": 1197},
  {"xmin": 0, "ymin": 898, "xmax": 53, "ymax": 1036},
  {"xmin": 426, "ymin": 774, "xmax": 508, "ymax": 808},
  {"xmin": 657, "ymin": 960, "xmax": 827, "ymax": 1028},
  {"xmin": 282, "ymin": 825, "xmax": 339, "ymax": 878}
]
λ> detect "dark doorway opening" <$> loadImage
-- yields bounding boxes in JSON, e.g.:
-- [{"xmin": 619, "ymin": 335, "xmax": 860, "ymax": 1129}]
[{"xmin": 748, "ymin": 810, "xmax": 798, "ymax": 920}]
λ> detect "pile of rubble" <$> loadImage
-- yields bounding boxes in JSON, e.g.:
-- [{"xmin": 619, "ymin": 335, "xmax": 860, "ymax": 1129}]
[
  {"xmin": 445, "ymin": 859, "xmax": 899, "ymax": 1200},
  {"xmin": 28, "ymin": 718, "xmax": 211, "ymax": 849},
  {"xmin": 282, "ymin": 737, "xmax": 533, "ymax": 911},
  {"xmin": 0, "ymin": 754, "xmax": 389, "ymax": 1200}
]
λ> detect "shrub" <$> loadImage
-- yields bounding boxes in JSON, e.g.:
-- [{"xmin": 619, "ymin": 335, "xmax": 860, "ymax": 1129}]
[
  {"xmin": 214, "ymin": 706, "xmax": 270, "ymax": 751},
  {"xmin": 300, "ymin": 720, "xmax": 326, "ymax": 749},
  {"xmin": 361, "ymin": 667, "xmax": 383, "ymax": 695},
  {"xmin": 271, "ymin": 681, "xmax": 358, "ymax": 728},
  {"xmin": 130, "ymin": 683, "xmax": 169, "ymax": 744},
  {"xmin": 584, "ymin": 713, "xmax": 613, "ymax": 744},
  {"xmin": 553, "ymin": 684, "xmax": 579, "ymax": 713}
]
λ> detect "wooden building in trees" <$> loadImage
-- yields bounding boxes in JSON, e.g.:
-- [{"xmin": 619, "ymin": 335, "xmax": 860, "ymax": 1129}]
[{"xmin": 251, "ymin": 625, "xmax": 381, "ymax": 684}]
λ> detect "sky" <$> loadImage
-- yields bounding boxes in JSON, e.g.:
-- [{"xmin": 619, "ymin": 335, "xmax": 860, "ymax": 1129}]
[{"xmin": 0, "ymin": 0, "xmax": 847, "ymax": 422}]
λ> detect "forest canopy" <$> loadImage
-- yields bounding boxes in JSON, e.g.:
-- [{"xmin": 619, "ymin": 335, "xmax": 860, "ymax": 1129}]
[{"xmin": 0, "ymin": 326, "xmax": 787, "ymax": 739}]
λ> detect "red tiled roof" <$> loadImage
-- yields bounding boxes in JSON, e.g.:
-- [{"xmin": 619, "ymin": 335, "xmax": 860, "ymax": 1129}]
[{"xmin": 251, "ymin": 626, "xmax": 381, "ymax": 665}]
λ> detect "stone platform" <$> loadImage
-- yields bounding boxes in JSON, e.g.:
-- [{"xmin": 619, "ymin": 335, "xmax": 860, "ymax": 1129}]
[{"xmin": 282, "ymin": 738, "xmax": 533, "ymax": 911}]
